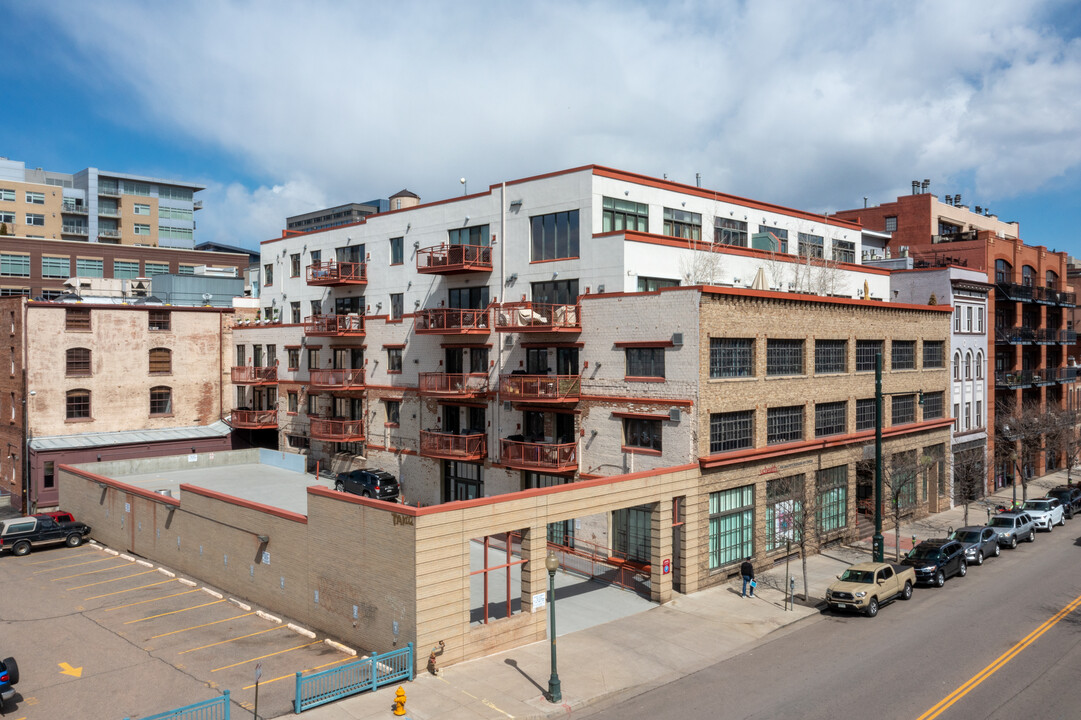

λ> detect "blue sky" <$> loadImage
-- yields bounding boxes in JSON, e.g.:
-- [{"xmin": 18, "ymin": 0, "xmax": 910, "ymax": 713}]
[{"xmin": 3, "ymin": 0, "xmax": 1081, "ymax": 255}]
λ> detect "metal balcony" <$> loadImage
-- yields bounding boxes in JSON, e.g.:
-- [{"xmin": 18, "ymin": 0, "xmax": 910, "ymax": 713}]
[
  {"xmin": 1036, "ymin": 328, "xmax": 1059, "ymax": 345},
  {"xmin": 995, "ymin": 327, "xmax": 1035, "ymax": 345},
  {"xmin": 417, "ymin": 372, "xmax": 489, "ymax": 397},
  {"xmin": 1034, "ymin": 368, "xmax": 1058, "ymax": 386},
  {"xmin": 1058, "ymin": 291, "xmax": 1076, "ymax": 308},
  {"xmin": 995, "ymin": 371, "xmax": 1034, "ymax": 389},
  {"xmin": 1063, "ymin": 367, "xmax": 1079, "ymax": 383},
  {"xmin": 306, "ymin": 261, "xmax": 367, "ymax": 286},
  {"xmin": 308, "ymin": 368, "xmax": 365, "ymax": 391},
  {"xmin": 61, "ymin": 224, "xmax": 89, "ymax": 236},
  {"xmin": 419, "ymin": 431, "xmax": 487, "ymax": 461},
  {"xmin": 414, "ymin": 307, "xmax": 490, "ymax": 335},
  {"xmin": 227, "ymin": 409, "xmax": 278, "ymax": 429},
  {"xmin": 995, "ymin": 282, "xmax": 1034, "ymax": 303},
  {"xmin": 493, "ymin": 303, "xmax": 581, "ymax": 332},
  {"xmin": 499, "ymin": 439, "xmax": 577, "ymax": 472},
  {"xmin": 61, "ymin": 205, "xmax": 88, "ymax": 215},
  {"xmin": 309, "ymin": 417, "xmax": 365, "ymax": 442},
  {"xmin": 304, "ymin": 314, "xmax": 364, "ymax": 336},
  {"xmin": 1061, "ymin": 330, "xmax": 1078, "ymax": 344},
  {"xmin": 231, "ymin": 365, "xmax": 277, "ymax": 385},
  {"xmin": 98, "ymin": 229, "xmax": 121, "ymax": 239},
  {"xmin": 416, "ymin": 244, "xmax": 493, "ymax": 274},
  {"xmin": 499, "ymin": 374, "xmax": 581, "ymax": 403}
]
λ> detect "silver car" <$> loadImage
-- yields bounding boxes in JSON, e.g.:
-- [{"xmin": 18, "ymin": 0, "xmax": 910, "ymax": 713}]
[
  {"xmin": 988, "ymin": 511, "xmax": 1036, "ymax": 548},
  {"xmin": 950, "ymin": 526, "xmax": 1000, "ymax": 565},
  {"xmin": 1021, "ymin": 498, "xmax": 1066, "ymax": 531}
]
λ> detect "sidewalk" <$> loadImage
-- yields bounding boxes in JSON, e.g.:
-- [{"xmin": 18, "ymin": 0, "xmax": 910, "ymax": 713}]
[{"xmin": 286, "ymin": 470, "xmax": 1073, "ymax": 720}]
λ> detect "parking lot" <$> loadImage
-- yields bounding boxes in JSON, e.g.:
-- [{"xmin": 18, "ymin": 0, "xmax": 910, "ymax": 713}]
[{"xmin": 0, "ymin": 540, "xmax": 353, "ymax": 719}]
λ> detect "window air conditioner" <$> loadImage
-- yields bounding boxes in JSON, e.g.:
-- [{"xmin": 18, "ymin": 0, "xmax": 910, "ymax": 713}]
[{"xmin": 669, "ymin": 407, "xmax": 681, "ymax": 422}]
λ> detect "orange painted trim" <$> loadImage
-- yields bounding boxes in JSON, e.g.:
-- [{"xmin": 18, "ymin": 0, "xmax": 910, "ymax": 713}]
[
  {"xmin": 625, "ymin": 376, "xmax": 666, "ymax": 383},
  {"xmin": 180, "ymin": 483, "xmax": 309, "ymax": 524},
  {"xmin": 698, "ymin": 417, "xmax": 955, "ymax": 469},
  {"xmin": 614, "ymin": 340, "xmax": 675, "ymax": 348},
  {"xmin": 691, "ymin": 284, "xmax": 953, "ymax": 313},
  {"xmin": 581, "ymin": 394, "xmax": 694, "ymax": 407},
  {"xmin": 382, "ymin": 343, "xmax": 407, "ymax": 349},
  {"xmin": 520, "ymin": 341, "xmax": 585, "ymax": 349},
  {"xmin": 612, "ymin": 411, "xmax": 671, "ymax": 420},
  {"xmin": 60, "ymin": 465, "xmax": 180, "ymax": 506},
  {"xmin": 622, "ymin": 446, "xmax": 663, "ymax": 456}
]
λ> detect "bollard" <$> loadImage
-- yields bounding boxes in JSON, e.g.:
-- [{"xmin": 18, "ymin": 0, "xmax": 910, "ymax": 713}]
[{"xmin": 393, "ymin": 686, "xmax": 407, "ymax": 716}]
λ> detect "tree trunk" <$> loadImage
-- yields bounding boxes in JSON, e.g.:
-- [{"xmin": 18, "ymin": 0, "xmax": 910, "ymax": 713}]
[{"xmin": 801, "ymin": 549, "xmax": 809, "ymax": 601}]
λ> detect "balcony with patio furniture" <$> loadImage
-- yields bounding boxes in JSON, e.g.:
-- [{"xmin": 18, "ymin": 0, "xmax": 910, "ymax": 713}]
[
  {"xmin": 227, "ymin": 409, "xmax": 278, "ymax": 429},
  {"xmin": 499, "ymin": 437, "xmax": 577, "ymax": 472},
  {"xmin": 308, "ymin": 368, "xmax": 365, "ymax": 391},
  {"xmin": 303, "ymin": 314, "xmax": 364, "ymax": 337},
  {"xmin": 995, "ymin": 327, "xmax": 1035, "ymax": 345},
  {"xmin": 306, "ymin": 261, "xmax": 367, "ymax": 286},
  {"xmin": 493, "ymin": 302, "xmax": 580, "ymax": 332},
  {"xmin": 419, "ymin": 430, "xmax": 487, "ymax": 461},
  {"xmin": 414, "ymin": 307, "xmax": 490, "ymax": 335},
  {"xmin": 498, "ymin": 373, "xmax": 581, "ymax": 403},
  {"xmin": 309, "ymin": 417, "xmax": 365, "ymax": 442},
  {"xmin": 996, "ymin": 370, "xmax": 1034, "ymax": 389},
  {"xmin": 416, "ymin": 244, "xmax": 493, "ymax": 274},
  {"xmin": 231, "ymin": 365, "xmax": 277, "ymax": 385},
  {"xmin": 417, "ymin": 372, "xmax": 489, "ymax": 398}
]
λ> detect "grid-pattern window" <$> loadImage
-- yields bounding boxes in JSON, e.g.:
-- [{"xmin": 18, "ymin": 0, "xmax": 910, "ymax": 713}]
[
  {"xmin": 263, "ymin": 263, "xmax": 273, "ymax": 285},
  {"xmin": 891, "ymin": 394, "xmax": 916, "ymax": 425},
  {"xmin": 884, "ymin": 216, "xmax": 898, "ymax": 232},
  {"xmin": 626, "ymin": 347, "xmax": 665, "ymax": 378},
  {"xmin": 856, "ymin": 398, "xmax": 877, "ymax": 431},
  {"xmin": 66, "ymin": 389, "xmax": 91, "ymax": 419},
  {"xmin": 25, "ymin": 191, "xmax": 44, "ymax": 204},
  {"xmin": 178, "ymin": 265, "xmax": 196, "ymax": 276},
  {"xmin": 65, "ymin": 348, "xmax": 91, "ymax": 377},
  {"xmin": 814, "ymin": 340, "xmax": 846, "ymax": 374},
  {"xmin": 0, "ymin": 288, "xmax": 28, "ymax": 297},
  {"xmin": 134, "ymin": 203, "xmax": 150, "ymax": 215},
  {"xmin": 815, "ymin": 401, "xmax": 846, "ymax": 437},
  {"xmin": 922, "ymin": 391, "xmax": 944, "ymax": 419},
  {"xmin": 892, "ymin": 450, "xmax": 918, "ymax": 507},
  {"xmin": 637, "ymin": 276, "xmax": 680, "ymax": 292},
  {"xmin": 148, "ymin": 310, "xmax": 171, "ymax": 330},
  {"xmin": 0, "ymin": 254, "xmax": 30, "ymax": 277},
  {"xmin": 0, "ymin": 211, "xmax": 13, "ymax": 224},
  {"xmin": 387, "ymin": 348, "xmax": 403, "ymax": 373},
  {"xmin": 149, "ymin": 348, "xmax": 171, "ymax": 375},
  {"xmin": 150, "ymin": 386, "xmax": 172, "ymax": 415},
  {"xmin": 758, "ymin": 225, "xmax": 789, "ymax": 252},
  {"xmin": 134, "ymin": 224, "xmax": 151, "ymax": 236},
  {"xmin": 114, "ymin": 260, "xmax": 140, "ymax": 278},
  {"xmin": 307, "ymin": 393, "xmax": 319, "ymax": 416},
  {"xmin": 714, "ymin": 218, "xmax": 748, "ymax": 247},
  {"xmin": 602, "ymin": 197, "xmax": 648, "ymax": 233},
  {"xmin": 76, "ymin": 258, "xmax": 104, "ymax": 277},
  {"xmin": 25, "ymin": 214, "xmax": 44, "ymax": 226},
  {"xmin": 623, "ymin": 418, "xmax": 662, "ymax": 452},
  {"xmin": 766, "ymin": 475, "xmax": 804, "ymax": 550},
  {"xmin": 663, "ymin": 207, "xmax": 702, "ymax": 240},
  {"xmin": 710, "ymin": 411, "xmax": 753, "ymax": 453},
  {"xmin": 289, "ymin": 302, "xmax": 300, "ymax": 324},
  {"xmin": 531, "ymin": 211, "xmax": 579, "ymax": 260},
  {"xmin": 767, "ymin": 339, "xmax": 803, "ymax": 376},
  {"xmin": 145, "ymin": 262, "xmax": 169, "ymax": 276},
  {"xmin": 390, "ymin": 237, "xmax": 404, "ymax": 265},
  {"xmin": 856, "ymin": 340, "xmax": 883, "ymax": 371},
  {"xmin": 797, "ymin": 233, "xmax": 824, "ymax": 258},
  {"xmin": 159, "ymin": 226, "xmax": 193, "ymax": 242},
  {"xmin": 832, "ymin": 240, "xmax": 856, "ymax": 263},
  {"xmin": 0, "ymin": 189, "xmax": 13, "ymax": 201},
  {"xmin": 892, "ymin": 340, "xmax": 916, "ymax": 369},
  {"xmin": 767, "ymin": 406, "xmax": 803, "ymax": 444},
  {"xmin": 709, "ymin": 485, "xmax": 754, "ymax": 570},
  {"xmin": 923, "ymin": 340, "xmax": 944, "ymax": 368},
  {"xmin": 65, "ymin": 308, "xmax": 91, "ymax": 331},
  {"xmin": 710, "ymin": 338, "xmax": 754, "ymax": 378},
  {"xmin": 816, "ymin": 466, "xmax": 848, "ymax": 533}
]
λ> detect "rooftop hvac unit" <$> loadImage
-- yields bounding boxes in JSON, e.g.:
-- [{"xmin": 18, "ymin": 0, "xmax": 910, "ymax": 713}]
[
  {"xmin": 131, "ymin": 277, "xmax": 150, "ymax": 297},
  {"xmin": 194, "ymin": 265, "xmax": 238, "ymax": 278},
  {"xmin": 668, "ymin": 407, "xmax": 681, "ymax": 422}
]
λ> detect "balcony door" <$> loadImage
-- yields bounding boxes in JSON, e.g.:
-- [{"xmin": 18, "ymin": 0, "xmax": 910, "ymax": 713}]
[
  {"xmin": 445, "ymin": 348, "xmax": 464, "ymax": 374},
  {"xmin": 557, "ymin": 348, "xmax": 579, "ymax": 375},
  {"xmin": 444, "ymin": 460, "xmax": 483, "ymax": 501},
  {"xmin": 448, "ymin": 286, "xmax": 488, "ymax": 310},
  {"xmin": 337, "ymin": 245, "xmax": 363, "ymax": 263}
]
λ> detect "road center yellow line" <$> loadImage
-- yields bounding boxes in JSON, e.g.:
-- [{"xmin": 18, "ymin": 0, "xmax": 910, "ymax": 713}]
[
  {"xmin": 125, "ymin": 599, "xmax": 225, "ymax": 624},
  {"xmin": 35, "ymin": 557, "xmax": 115, "ymax": 573},
  {"xmin": 242, "ymin": 657, "xmax": 353, "ymax": 690},
  {"xmin": 917, "ymin": 590, "xmax": 1081, "ymax": 720},
  {"xmin": 67, "ymin": 569, "xmax": 157, "ymax": 590},
  {"xmin": 52, "ymin": 563, "xmax": 134, "ymax": 580},
  {"xmin": 212, "ymin": 641, "xmax": 323, "ymax": 672},
  {"xmin": 151, "ymin": 612, "xmax": 257, "ymax": 639},
  {"xmin": 106, "ymin": 589, "xmax": 202, "ymax": 611},
  {"xmin": 180, "ymin": 625, "xmax": 286, "ymax": 654},
  {"xmin": 85, "ymin": 578, "xmax": 176, "ymax": 600}
]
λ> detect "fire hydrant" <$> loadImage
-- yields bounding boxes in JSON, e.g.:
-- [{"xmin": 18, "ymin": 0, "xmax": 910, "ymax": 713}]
[{"xmin": 392, "ymin": 686, "xmax": 407, "ymax": 716}]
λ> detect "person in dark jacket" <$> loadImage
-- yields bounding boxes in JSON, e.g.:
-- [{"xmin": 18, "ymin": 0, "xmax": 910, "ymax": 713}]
[{"xmin": 741, "ymin": 558, "xmax": 755, "ymax": 597}]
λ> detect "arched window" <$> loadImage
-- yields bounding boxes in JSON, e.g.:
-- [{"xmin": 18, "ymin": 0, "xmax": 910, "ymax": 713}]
[
  {"xmin": 995, "ymin": 259, "xmax": 1012, "ymax": 284},
  {"xmin": 66, "ymin": 389, "xmax": 90, "ymax": 420},
  {"xmin": 964, "ymin": 352, "xmax": 973, "ymax": 380},
  {"xmin": 149, "ymin": 347, "xmax": 172, "ymax": 375},
  {"xmin": 976, "ymin": 351, "xmax": 984, "ymax": 379},
  {"xmin": 150, "ymin": 386, "xmax": 172, "ymax": 416},
  {"xmin": 1047, "ymin": 270, "xmax": 1059, "ymax": 289},
  {"xmin": 65, "ymin": 347, "xmax": 91, "ymax": 377},
  {"xmin": 1022, "ymin": 265, "xmax": 1036, "ymax": 287},
  {"xmin": 953, "ymin": 353, "xmax": 961, "ymax": 381}
]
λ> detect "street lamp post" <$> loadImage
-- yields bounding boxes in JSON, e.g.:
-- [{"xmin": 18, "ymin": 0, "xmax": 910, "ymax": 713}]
[
  {"xmin": 873, "ymin": 352, "xmax": 924, "ymax": 563},
  {"xmin": 545, "ymin": 551, "xmax": 562, "ymax": 703}
]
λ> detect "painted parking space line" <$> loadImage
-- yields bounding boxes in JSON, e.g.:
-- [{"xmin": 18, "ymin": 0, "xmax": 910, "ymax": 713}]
[
  {"xmin": 179, "ymin": 625, "xmax": 286, "ymax": 654},
  {"xmin": 85, "ymin": 578, "xmax": 176, "ymax": 600},
  {"xmin": 242, "ymin": 657, "xmax": 353, "ymax": 690},
  {"xmin": 151, "ymin": 612, "xmax": 257, "ymax": 639},
  {"xmin": 34, "ymin": 557, "xmax": 117, "ymax": 573},
  {"xmin": 105, "ymin": 589, "xmax": 202, "ymax": 612},
  {"xmin": 211, "ymin": 640, "xmax": 323, "ymax": 672},
  {"xmin": 125, "ymin": 599, "xmax": 226, "ymax": 625},
  {"xmin": 52, "ymin": 563, "xmax": 135, "ymax": 581},
  {"xmin": 25, "ymin": 549, "xmax": 98, "ymax": 565},
  {"xmin": 67, "ymin": 569, "xmax": 157, "ymax": 590}
]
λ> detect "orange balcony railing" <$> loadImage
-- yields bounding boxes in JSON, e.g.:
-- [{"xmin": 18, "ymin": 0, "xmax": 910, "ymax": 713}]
[
  {"xmin": 228, "ymin": 409, "xmax": 278, "ymax": 429},
  {"xmin": 419, "ymin": 430, "xmax": 487, "ymax": 461},
  {"xmin": 309, "ymin": 368, "xmax": 365, "ymax": 390},
  {"xmin": 416, "ymin": 244, "xmax": 493, "ymax": 274},
  {"xmin": 493, "ymin": 302, "xmax": 580, "ymax": 332},
  {"xmin": 306, "ymin": 261, "xmax": 367, "ymax": 286},
  {"xmin": 304, "ymin": 314, "xmax": 365, "ymax": 336},
  {"xmin": 414, "ymin": 307, "xmax": 490, "ymax": 334},
  {"xmin": 310, "ymin": 417, "xmax": 365, "ymax": 442},
  {"xmin": 499, "ymin": 374, "xmax": 581, "ymax": 403},
  {"xmin": 417, "ymin": 372, "xmax": 489, "ymax": 397},
  {"xmin": 500, "ymin": 439, "xmax": 577, "ymax": 472},
  {"xmin": 231, "ymin": 365, "xmax": 277, "ymax": 385}
]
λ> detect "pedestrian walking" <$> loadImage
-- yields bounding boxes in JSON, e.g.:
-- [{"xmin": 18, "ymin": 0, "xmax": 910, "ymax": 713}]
[{"xmin": 740, "ymin": 557, "xmax": 755, "ymax": 597}]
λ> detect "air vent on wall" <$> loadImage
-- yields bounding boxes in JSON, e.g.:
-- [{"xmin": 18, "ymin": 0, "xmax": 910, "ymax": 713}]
[
  {"xmin": 671, "ymin": 332, "xmax": 683, "ymax": 346},
  {"xmin": 669, "ymin": 407, "xmax": 681, "ymax": 422}
]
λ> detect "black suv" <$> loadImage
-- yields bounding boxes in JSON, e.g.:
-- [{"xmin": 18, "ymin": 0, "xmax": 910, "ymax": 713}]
[
  {"xmin": 0, "ymin": 516, "xmax": 91, "ymax": 556},
  {"xmin": 334, "ymin": 469, "xmax": 400, "ymax": 501},
  {"xmin": 1047, "ymin": 486, "xmax": 1081, "ymax": 519},
  {"xmin": 900, "ymin": 539, "xmax": 967, "ymax": 587}
]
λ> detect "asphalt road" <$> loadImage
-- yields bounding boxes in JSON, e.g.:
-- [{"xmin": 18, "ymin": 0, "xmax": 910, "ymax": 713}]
[{"xmin": 582, "ymin": 522, "xmax": 1081, "ymax": 720}]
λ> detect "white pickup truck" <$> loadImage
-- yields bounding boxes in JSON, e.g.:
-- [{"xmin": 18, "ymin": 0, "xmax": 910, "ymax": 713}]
[{"xmin": 825, "ymin": 562, "xmax": 916, "ymax": 617}]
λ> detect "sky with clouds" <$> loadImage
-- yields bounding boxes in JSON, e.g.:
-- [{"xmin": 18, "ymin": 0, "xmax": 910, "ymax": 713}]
[{"xmin": 3, "ymin": 0, "xmax": 1081, "ymax": 254}]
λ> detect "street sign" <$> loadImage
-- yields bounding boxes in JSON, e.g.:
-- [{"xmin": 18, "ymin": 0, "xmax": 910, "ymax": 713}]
[{"xmin": 255, "ymin": 663, "xmax": 262, "ymax": 682}]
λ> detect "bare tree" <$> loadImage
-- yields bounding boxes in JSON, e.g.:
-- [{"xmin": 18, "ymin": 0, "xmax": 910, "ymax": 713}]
[
  {"xmin": 758, "ymin": 473, "xmax": 814, "ymax": 602},
  {"xmin": 1043, "ymin": 404, "xmax": 1081, "ymax": 486},
  {"xmin": 952, "ymin": 444, "xmax": 989, "ymax": 526},
  {"xmin": 883, "ymin": 449, "xmax": 924, "ymax": 561},
  {"xmin": 995, "ymin": 399, "xmax": 1044, "ymax": 502},
  {"xmin": 679, "ymin": 238, "xmax": 725, "ymax": 285}
]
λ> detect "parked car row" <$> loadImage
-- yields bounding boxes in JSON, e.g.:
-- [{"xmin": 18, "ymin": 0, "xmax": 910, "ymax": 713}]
[{"xmin": 827, "ymin": 490, "xmax": 1075, "ymax": 617}]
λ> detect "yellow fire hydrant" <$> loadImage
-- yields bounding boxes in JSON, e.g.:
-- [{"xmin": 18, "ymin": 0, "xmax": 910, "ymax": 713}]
[{"xmin": 392, "ymin": 686, "xmax": 407, "ymax": 716}]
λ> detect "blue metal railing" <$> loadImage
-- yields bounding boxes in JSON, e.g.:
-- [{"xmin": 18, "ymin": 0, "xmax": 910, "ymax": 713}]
[
  {"xmin": 294, "ymin": 643, "xmax": 413, "ymax": 713},
  {"xmin": 124, "ymin": 690, "xmax": 230, "ymax": 720}
]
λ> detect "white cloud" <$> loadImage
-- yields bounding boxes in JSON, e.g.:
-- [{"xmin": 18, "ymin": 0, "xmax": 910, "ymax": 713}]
[{"xmin": 24, "ymin": 0, "xmax": 1081, "ymax": 246}]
